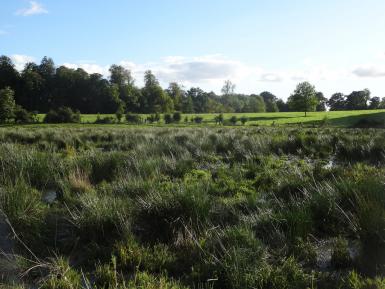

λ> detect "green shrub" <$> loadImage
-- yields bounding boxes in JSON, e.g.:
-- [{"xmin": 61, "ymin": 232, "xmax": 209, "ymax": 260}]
[
  {"xmin": 214, "ymin": 114, "xmax": 224, "ymax": 124},
  {"xmin": 126, "ymin": 113, "xmax": 142, "ymax": 124},
  {"xmin": 240, "ymin": 116, "xmax": 248, "ymax": 125},
  {"xmin": 44, "ymin": 107, "xmax": 81, "ymax": 123},
  {"xmin": 14, "ymin": 106, "xmax": 38, "ymax": 124},
  {"xmin": 194, "ymin": 116, "xmax": 203, "ymax": 124},
  {"xmin": 229, "ymin": 116, "xmax": 238, "ymax": 125},
  {"xmin": 173, "ymin": 111, "xmax": 182, "ymax": 123},
  {"xmin": 147, "ymin": 113, "xmax": 161, "ymax": 123},
  {"xmin": 164, "ymin": 113, "xmax": 173, "ymax": 124}
]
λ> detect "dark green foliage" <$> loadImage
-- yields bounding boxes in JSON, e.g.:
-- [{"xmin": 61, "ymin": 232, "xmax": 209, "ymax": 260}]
[
  {"xmin": 240, "ymin": 116, "xmax": 248, "ymax": 125},
  {"xmin": 44, "ymin": 106, "xmax": 81, "ymax": 123},
  {"xmin": 115, "ymin": 102, "xmax": 125, "ymax": 123},
  {"xmin": 14, "ymin": 105, "xmax": 37, "ymax": 124},
  {"xmin": 0, "ymin": 87, "xmax": 16, "ymax": 123},
  {"xmin": 214, "ymin": 113, "xmax": 224, "ymax": 124},
  {"xmin": 147, "ymin": 113, "xmax": 161, "ymax": 123},
  {"xmin": 164, "ymin": 113, "xmax": 173, "ymax": 124},
  {"xmin": 229, "ymin": 116, "xmax": 238, "ymax": 125},
  {"xmin": 287, "ymin": 81, "xmax": 318, "ymax": 116},
  {"xmin": 125, "ymin": 112, "xmax": 142, "ymax": 124},
  {"xmin": 173, "ymin": 111, "xmax": 182, "ymax": 123}
]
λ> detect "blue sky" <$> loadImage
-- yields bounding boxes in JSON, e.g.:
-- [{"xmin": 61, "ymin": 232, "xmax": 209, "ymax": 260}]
[{"xmin": 1, "ymin": 0, "xmax": 385, "ymax": 99}]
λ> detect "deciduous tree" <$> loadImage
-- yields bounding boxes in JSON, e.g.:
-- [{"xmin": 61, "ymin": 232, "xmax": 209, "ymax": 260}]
[{"xmin": 287, "ymin": 82, "xmax": 318, "ymax": 116}]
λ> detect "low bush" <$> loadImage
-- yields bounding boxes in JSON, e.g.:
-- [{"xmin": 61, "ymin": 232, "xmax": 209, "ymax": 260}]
[
  {"xmin": 44, "ymin": 107, "xmax": 81, "ymax": 123},
  {"xmin": 164, "ymin": 113, "xmax": 173, "ymax": 124},
  {"xmin": 240, "ymin": 116, "xmax": 248, "ymax": 125},
  {"xmin": 147, "ymin": 113, "xmax": 161, "ymax": 123},
  {"xmin": 173, "ymin": 111, "xmax": 182, "ymax": 123},
  {"xmin": 126, "ymin": 113, "xmax": 142, "ymax": 124},
  {"xmin": 194, "ymin": 116, "xmax": 203, "ymax": 124},
  {"xmin": 229, "ymin": 116, "xmax": 238, "ymax": 125},
  {"xmin": 14, "ymin": 106, "xmax": 38, "ymax": 124}
]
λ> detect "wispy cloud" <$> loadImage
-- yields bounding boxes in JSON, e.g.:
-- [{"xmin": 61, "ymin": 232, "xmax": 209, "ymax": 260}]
[
  {"xmin": 62, "ymin": 55, "xmax": 353, "ymax": 92},
  {"xmin": 16, "ymin": 1, "xmax": 48, "ymax": 16},
  {"xmin": 353, "ymin": 65, "xmax": 385, "ymax": 78},
  {"xmin": 259, "ymin": 73, "xmax": 283, "ymax": 82},
  {"xmin": 0, "ymin": 29, "xmax": 7, "ymax": 35}
]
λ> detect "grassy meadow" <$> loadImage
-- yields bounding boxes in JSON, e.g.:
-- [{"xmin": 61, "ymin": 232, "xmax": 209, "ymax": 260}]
[
  {"xmin": 0, "ymin": 125, "xmax": 384, "ymax": 288},
  {"xmin": 32, "ymin": 109, "xmax": 385, "ymax": 127}
]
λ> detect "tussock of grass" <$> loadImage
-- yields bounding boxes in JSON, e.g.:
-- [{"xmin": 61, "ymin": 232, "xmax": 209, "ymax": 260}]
[{"xmin": 0, "ymin": 126, "xmax": 384, "ymax": 288}]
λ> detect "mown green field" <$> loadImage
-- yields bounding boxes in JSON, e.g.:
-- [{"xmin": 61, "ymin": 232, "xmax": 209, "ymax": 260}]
[{"xmin": 35, "ymin": 110, "xmax": 385, "ymax": 127}]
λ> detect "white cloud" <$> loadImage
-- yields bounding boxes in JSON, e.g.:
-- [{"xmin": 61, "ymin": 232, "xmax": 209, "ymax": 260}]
[
  {"xmin": 353, "ymin": 65, "xmax": 385, "ymax": 78},
  {"xmin": 11, "ymin": 54, "xmax": 35, "ymax": 70},
  {"xmin": 66, "ymin": 55, "xmax": 354, "ymax": 94},
  {"xmin": 62, "ymin": 63, "xmax": 109, "ymax": 75},
  {"xmin": 16, "ymin": 1, "xmax": 48, "ymax": 16},
  {"xmin": 157, "ymin": 56, "xmax": 246, "ymax": 83},
  {"xmin": 260, "ymin": 73, "xmax": 283, "ymax": 82}
]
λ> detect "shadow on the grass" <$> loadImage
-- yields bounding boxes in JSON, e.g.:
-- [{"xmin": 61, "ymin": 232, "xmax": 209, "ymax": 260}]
[{"xmin": 305, "ymin": 111, "xmax": 385, "ymax": 128}]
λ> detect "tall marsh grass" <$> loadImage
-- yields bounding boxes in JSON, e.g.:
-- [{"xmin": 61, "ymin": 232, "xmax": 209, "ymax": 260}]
[{"xmin": 0, "ymin": 126, "xmax": 384, "ymax": 288}]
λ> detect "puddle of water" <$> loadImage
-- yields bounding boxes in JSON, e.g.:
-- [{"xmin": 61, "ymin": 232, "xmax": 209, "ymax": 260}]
[
  {"xmin": 43, "ymin": 190, "xmax": 57, "ymax": 204},
  {"xmin": 0, "ymin": 216, "xmax": 13, "ymax": 254}
]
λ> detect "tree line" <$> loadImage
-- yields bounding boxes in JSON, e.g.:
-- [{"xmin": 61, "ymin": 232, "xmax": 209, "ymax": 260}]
[{"xmin": 1, "ymin": 55, "xmax": 384, "ymax": 117}]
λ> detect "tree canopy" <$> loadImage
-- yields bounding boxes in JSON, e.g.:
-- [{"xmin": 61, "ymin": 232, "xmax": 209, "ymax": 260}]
[
  {"xmin": 0, "ymin": 87, "xmax": 16, "ymax": 123},
  {"xmin": 0, "ymin": 55, "xmax": 384, "ymax": 115},
  {"xmin": 287, "ymin": 82, "xmax": 318, "ymax": 116}
]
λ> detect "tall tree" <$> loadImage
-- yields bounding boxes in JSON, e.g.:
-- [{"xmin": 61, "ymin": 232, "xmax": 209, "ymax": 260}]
[
  {"xmin": 221, "ymin": 80, "xmax": 236, "ymax": 96},
  {"xmin": 109, "ymin": 65, "xmax": 138, "ymax": 112},
  {"xmin": 0, "ymin": 87, "xmax": 16, "ymax": 123},
  {"xmin": 328, "ymin": 93, "xmax": 346, "ymax": 111},
  {"xmin": 109, "ymin": 65, "xmax": 134, "ymax": 87},
  {"xmin": 19, "ymin": 62, "xmax": 44, "ymax": 111},
  {"xmin": 316, "ymin": 92, "xmax": 327, "ymax": 111},
  {"xmin": 345, "ymin": 89, "xmax": 370, "ymax": 110},
  {"xmin": 369, "ymin": 97, "xmax": 381, "ymax": 110},
  {"xmin": 188, "ymin": 87, "xmax": 209, "ymax": 113},
  {"xmin": 287, "ymin": 82, "xmax": 318, "ymax": 116},
  {"xmin": 245, "ymin": 94, "xmax": 266, "ymax": 112},
  {"xmin": 276, "ymin": 99, "xmax": 288, "ymax": 112},
  {"xmin": 38, "ymin": 56, "xmax": 56, "ymax": 112},
  {"xmin": 380, "ymin": 97, "xmax": 385, "ymax": 109},
  {"xmin": 0, "ymin": 56, "xmax": 20, "ymax": 92},
  {"xmin": 166, "ymin": 82, "xmax": 184, "ymax": 111},
  {"xmin": 182, "ymin": 94, "xmax": 194, "ymax": 113},
  {"xmin": 141, "ymin": 70, "xmax": 173, "ymax": 113},
  {"xmin": 260, "ymin": 91, "xmax": 278, "ymax": 112}
]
